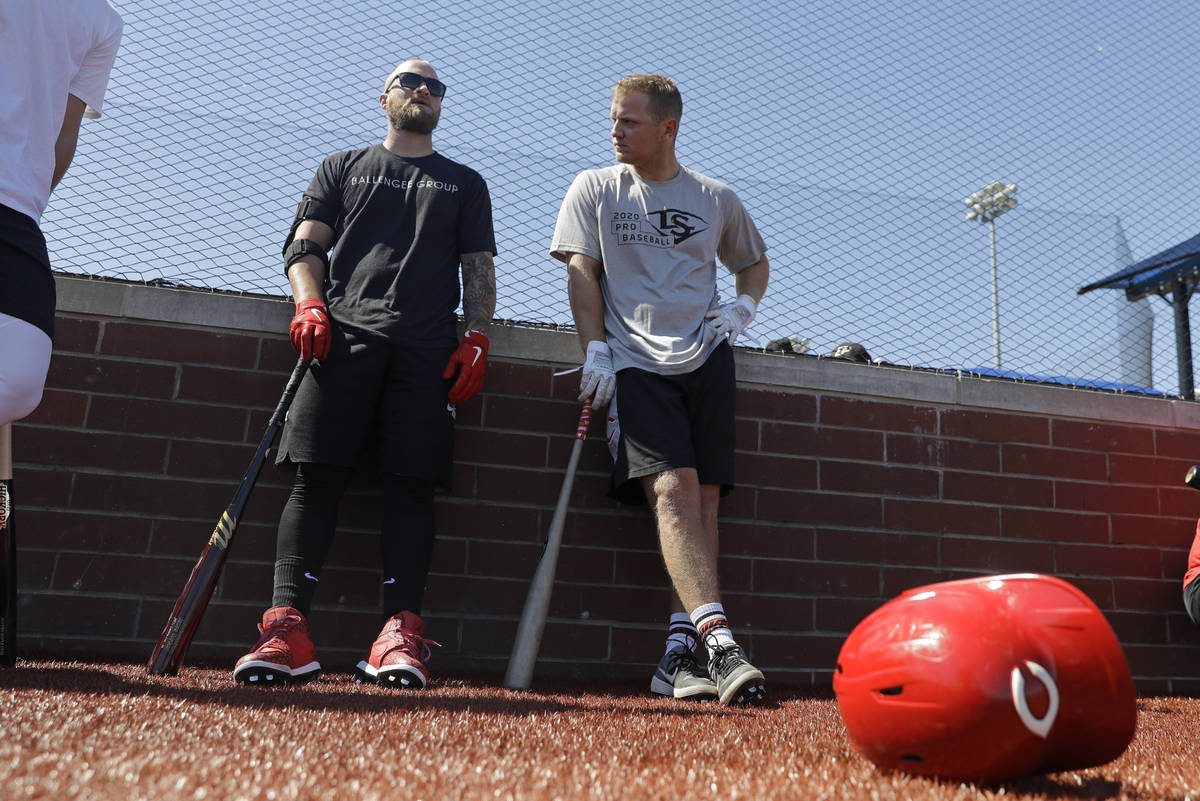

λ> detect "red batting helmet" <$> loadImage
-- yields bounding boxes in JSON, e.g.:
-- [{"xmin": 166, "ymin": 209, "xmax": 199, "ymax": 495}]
[{"xmin": 833, "ymin": 573, "xmax": 1136, "ymax": 783}]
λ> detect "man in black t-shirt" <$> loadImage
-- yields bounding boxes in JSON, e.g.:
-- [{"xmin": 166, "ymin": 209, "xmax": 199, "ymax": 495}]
[{"xmin": 233, "ymin": 59, "xmax": 497, "ymax": 691}]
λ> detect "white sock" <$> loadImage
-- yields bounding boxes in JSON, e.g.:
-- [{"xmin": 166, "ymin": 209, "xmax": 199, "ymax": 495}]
[{"xmin": 690, "ymin": 602, "xmax": 736, "ymax": 655}]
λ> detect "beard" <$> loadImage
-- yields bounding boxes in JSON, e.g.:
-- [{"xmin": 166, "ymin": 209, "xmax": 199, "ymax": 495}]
[{"xmin": 387, "ymin": 95, "xmax": 440, "ymax": 135}]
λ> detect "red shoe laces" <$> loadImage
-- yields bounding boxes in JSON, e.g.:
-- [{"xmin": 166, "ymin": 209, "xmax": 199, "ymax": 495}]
[
  {"xmin": 254, "ymin": 613, "xmax": 305, "ymax": 650},
  {"xmin": 382, "ymin": 628, "xmax": 442, "ymax": 663}
]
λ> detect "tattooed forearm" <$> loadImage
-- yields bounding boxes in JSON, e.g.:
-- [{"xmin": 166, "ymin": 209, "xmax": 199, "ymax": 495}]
[{"xmin": 461, "ymin": 251, "xmax": 496, "ymax": 333}]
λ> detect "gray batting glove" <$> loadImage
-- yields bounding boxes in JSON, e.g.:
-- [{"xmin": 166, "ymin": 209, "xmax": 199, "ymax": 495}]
[
  {"xmin": 705, "ymin": 294, "xmax": 757, "ymax": 347},
  {"xmin": 580, "ymin": 340, "xmax": 615, "ymax": 407}
]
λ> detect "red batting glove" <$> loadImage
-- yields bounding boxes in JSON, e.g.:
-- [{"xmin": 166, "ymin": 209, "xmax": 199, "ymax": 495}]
[
  {"xmin": 289, "ymin": 299, "xmax": 331, "ymax": 362},
  {"xmin": 442, "ymin": 330, "xmax": 490, "ymax": 405}
]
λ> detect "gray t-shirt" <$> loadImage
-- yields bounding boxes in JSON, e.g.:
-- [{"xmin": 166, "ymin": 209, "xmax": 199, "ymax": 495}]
[{"xmin": 550, "ymin": 164, "xmax": 766, "ymax": 374}]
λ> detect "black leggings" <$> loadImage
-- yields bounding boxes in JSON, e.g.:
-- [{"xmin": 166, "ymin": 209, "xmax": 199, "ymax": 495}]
[
  {"xmin": 1186, "ymin": 579, "xmax": 1200, "ymax": 626},
  {"xmin": 272, "ymin": 463, "xmax": 437, "ymax": 617}
]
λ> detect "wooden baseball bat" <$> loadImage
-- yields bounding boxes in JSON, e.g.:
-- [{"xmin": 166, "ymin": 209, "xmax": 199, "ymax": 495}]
[
  {"xmin": 146, "ymin": 358, "xmax": 310, "ymax": 675},
  {"xmin": 505, "ymin": 399, "xmax": 592, "ymax": 689},
  {"xmin": 1, "ymin": 423, "xmax": 14, "ymax": 667}
]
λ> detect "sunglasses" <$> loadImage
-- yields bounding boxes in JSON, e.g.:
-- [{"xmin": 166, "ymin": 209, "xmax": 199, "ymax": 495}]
[{"xmin": 386, "ymin": 72, "xmax": 447, "ymax": 99}]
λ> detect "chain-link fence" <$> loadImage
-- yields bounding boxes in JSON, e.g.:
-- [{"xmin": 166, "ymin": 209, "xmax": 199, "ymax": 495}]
[{"xmin": 43, "ymin": 0, "xmax": 1200, "ymax": 395}]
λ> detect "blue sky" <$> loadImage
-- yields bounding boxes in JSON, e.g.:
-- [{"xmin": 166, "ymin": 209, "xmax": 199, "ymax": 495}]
[{"xmin": 44, "ymin": 0, "xmax": 1200, "ymax": 391}]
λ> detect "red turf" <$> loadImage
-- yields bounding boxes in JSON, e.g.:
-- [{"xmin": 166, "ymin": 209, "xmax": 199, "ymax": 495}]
[{"xmin": 1, "ymin": 660, "xmax": 1197, "ymax": 800}]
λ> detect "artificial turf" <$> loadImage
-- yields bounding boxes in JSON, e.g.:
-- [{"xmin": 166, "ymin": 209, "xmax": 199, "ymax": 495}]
[{"xmin": 2, "ymin": 660, "xmax": 1197, "ymax": 801}]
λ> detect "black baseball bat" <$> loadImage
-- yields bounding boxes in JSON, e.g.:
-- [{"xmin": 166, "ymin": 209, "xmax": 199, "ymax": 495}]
[
  {"xmin": 1, "ymin": 423, "xmax": 14, "ymax": 667},
  {"xmin": 146, "ymin": 358, "xmax": 309, "ymax": 675}
]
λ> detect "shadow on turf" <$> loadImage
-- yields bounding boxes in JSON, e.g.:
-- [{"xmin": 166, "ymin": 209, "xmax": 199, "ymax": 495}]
[
  {"xmin": 0, "ymin": 661, "xmax": 807, "ymax": 717},
  {"xmin": 996, "ymin": 776, "xmax": 1125, "ymax": 800},
  {"xmin": 889, "ymin": 773, "xmax": 1132, "ymax": 801}
]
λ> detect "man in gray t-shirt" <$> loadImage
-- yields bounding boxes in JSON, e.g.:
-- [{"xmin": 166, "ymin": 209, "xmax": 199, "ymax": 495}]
[{"xmin": 550, "ymin": 74, "xmax": 770, "ymax": 706}]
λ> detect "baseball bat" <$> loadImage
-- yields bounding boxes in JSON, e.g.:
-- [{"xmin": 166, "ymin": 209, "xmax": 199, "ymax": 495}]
[
  {"xmin": 1186, "ymin": 465, "xmax": 1200, "ymax": 491},
  {"xmin": 1, "ymin": 423, "xmax": 14, "ymax": 667},
  {"xmin": 504, "ymin": 399, "xmax": 592, "ymax": 689},
  {"xmin": 146, "ymin": 358, "xmax": 310, "ymax": 675}
]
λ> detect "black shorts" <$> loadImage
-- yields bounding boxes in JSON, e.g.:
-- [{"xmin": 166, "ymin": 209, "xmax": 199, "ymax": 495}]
[
  {"xmin": 1185, "ymin": 578, "xmax": 1200, "ymax": 626},
  {"xmin": 610, "ymin": 342, "xmax": 735, "ymax": 505},
  {"xmin": 0, "ymin": 204, "xmax": 55, "ymax": 340},
  {"xmin": 275, "ymin": 326, "xmax": 456, "ymax": 488}
]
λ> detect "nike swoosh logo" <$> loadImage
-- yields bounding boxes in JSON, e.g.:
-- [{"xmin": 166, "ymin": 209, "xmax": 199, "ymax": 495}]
[
  {"xmin": 469, "ymin": 345, "xmax": 483, "ymax": 366},
  {"xmin": 304, "ymin": 572, "xmax": 319, "ymax": 582},
  {"xmin": 383, "ymin": 578, "xmax": 396, "ymax": 585},
  {"xmin": 312, "ymin": 310, "xmax": 325, "ymax": 323}
]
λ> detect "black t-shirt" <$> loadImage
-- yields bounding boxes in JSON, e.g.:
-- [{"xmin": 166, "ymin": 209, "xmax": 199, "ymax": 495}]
[{"xmin": 301, "ymin": 144, "xmax": 496, "ymax": 346}]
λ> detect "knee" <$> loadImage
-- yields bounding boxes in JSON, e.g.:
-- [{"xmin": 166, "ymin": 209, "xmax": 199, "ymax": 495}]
[
  {"xmin": 293, "ymin": 462, "xmax": 352, "ymax": 491},
  {"xmin": 383, "ymin": 474, "xmax": 435, "ymax": 505},
  {"xmin": 654, "ymin": 467, "xmax": 700, "ymax": 491},
  {"xmin": 648, "ymin": 469, "xmax": 699, "ymax": 511}
]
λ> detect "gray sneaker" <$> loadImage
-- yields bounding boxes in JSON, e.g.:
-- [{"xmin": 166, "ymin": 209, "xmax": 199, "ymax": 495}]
[
  {"xmin": 650, "ymin": 645, "xmax": 718, "ymax": 700},
  {"xmin": 707, "ymin": 642, "xmax": 766, "ymax": 706}
]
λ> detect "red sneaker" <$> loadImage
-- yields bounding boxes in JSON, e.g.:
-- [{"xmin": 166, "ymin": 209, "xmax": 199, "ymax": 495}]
[
  {"xmin": 355, "ymin": 611, "xmax": 441, "ymax": 689},
  {"xmin": 233, "ymin": 606, "xmax": 321, "ymax": 686}
]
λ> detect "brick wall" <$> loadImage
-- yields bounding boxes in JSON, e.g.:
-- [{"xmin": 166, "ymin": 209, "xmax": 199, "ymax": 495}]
[{"xmin": 11, "ymin": 276, "xmax": 1200, "ymax": 692}]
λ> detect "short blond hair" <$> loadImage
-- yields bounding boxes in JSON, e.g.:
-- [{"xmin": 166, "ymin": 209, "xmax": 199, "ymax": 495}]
[{"xmin": 613, "ymin": 74, "xmax": 682, "ymax": 123}]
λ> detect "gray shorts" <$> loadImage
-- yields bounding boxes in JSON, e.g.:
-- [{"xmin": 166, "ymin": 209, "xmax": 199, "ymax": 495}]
[
  {"xmin": 275, "ymin": 326, "xmax": 456, "ymax": 488},
  {"xmin": 610, "ymin": 342, "xmax": 735, "ymax": 505}
]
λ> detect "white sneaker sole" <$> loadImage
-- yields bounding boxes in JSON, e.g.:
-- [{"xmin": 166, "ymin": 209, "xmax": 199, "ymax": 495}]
[
  {"xmin": 355, "ymin": 660, "xmax": 427, "ymax": 689},
  {"xmin": 717, "ymin": 667, "xmax": 766, "ymax": 706},
  {"xmin": 233, "ymin": 659, "xmax": 321, "ymax": 685},
  {"xmin": 651, "ymin": 673, "xmax": 718, "ymax": 700}
]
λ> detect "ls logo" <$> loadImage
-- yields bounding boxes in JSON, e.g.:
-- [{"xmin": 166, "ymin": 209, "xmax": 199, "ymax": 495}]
[{"xmin": 645, "ymin": 209, "xmax": 708, "ymax": 245}]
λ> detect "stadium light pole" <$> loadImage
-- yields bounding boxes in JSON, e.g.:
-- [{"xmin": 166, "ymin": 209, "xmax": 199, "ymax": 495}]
[{"xmin": 964, "ymin": 181, "xmax": 1019, "ymax": 368}]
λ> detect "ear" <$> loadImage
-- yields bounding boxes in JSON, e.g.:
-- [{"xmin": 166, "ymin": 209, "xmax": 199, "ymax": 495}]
[
  {"xmin": 662, "ymin": 117, "xmax": 679, "ymax": 141},
  {"xmin": 379, "ymin": 93, "xmax": 388, "ymax": 110}
]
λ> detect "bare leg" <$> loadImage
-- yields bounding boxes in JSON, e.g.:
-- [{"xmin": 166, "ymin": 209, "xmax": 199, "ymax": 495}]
[
  {"xmin": 642, "ymin": 467, "xmax": 721, "ymax": 611},
  {"xmin": 647, "ymin": 471, "xmax": 721, "ymax": 700},
  {"xmin": 644, "ymin": 466, "xmax": 765, "ymax": 705}
]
